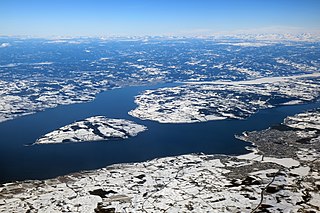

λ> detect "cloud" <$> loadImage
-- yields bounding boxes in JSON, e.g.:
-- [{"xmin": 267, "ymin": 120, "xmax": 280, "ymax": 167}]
[
  {"xmin": 220, "ymin": 26, "xmax": 320, "ymax": 35},
  {"xmin": 172, "ymin": 26, "xmax": 320, "ymax": 37},
  {"xmin": 0, "ymin": 43, "xmax": 10, "ymax": 48}
]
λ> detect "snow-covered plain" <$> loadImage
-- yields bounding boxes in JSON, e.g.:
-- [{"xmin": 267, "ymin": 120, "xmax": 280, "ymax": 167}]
[
  {"xmin": 1, "ymin": 109, "xmax": 319, "ymax": 212},
  {"xmin": 34, "ymin": 116, "xmax": 147, "ymax": 144}
]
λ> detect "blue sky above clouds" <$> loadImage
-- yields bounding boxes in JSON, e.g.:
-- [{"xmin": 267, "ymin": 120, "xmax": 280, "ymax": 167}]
[{"xmin": 1, "ymin": 0, "xmax": 319, "ymax": 37}]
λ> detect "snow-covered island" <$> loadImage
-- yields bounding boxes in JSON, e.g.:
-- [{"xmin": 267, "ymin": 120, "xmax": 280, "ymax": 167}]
[
  {"xmin": 1, "ymin": 109, "xmax": 319, "ymax": 212},
  {"xmin": 129, "ymin": 75, "xmax": 320, "ymax": 123},
  {"xmin": 34, "ymin": 116, "xmax": 147, "ymax": 144}
]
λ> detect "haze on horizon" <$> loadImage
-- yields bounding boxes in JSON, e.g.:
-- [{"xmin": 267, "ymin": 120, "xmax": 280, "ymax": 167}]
[{"xmin": 0, "ymin": 0, "xmax": 320, "ymax": 37}]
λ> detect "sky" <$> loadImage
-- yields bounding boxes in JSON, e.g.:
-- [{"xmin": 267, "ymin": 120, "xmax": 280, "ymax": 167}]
[{"xmin": 0, "ymin": 0, "xmax": 320, "ymax": 37}]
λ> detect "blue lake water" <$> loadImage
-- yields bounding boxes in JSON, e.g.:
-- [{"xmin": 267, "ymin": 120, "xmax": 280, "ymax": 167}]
[{"xmin": 0, "ymin": 84, "xmax": 319, "ymax": 183}]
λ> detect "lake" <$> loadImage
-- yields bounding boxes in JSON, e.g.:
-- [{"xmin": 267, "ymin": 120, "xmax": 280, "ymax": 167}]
[{"xmin": 0, "ymin": 83, "xmax": 319, "ymax": 183}]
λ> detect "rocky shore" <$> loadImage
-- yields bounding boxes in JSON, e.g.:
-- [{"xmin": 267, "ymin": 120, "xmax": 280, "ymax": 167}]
[{"xmin": 1, "ymin": 109, "xmax": 319, "ymax": 212}]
